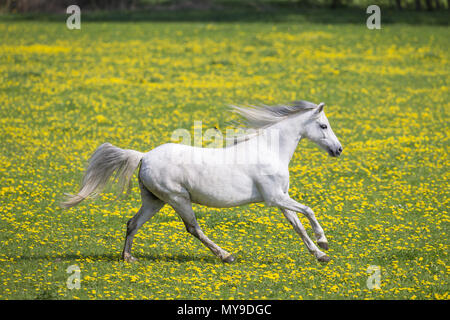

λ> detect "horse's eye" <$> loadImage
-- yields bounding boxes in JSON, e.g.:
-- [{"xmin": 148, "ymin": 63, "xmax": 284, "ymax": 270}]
[{"xmin": 320, "ymin": 124, "xmax": 328, "ymax": 129}]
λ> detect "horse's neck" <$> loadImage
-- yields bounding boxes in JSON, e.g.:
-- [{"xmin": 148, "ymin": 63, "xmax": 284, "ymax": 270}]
[
  {"xmin": 230, "ymin": 116, "xmax": 303, "ymax": 165},
  {"xmin": 267, "ymin": 117, "xmax": 303, "ymax": 165}
]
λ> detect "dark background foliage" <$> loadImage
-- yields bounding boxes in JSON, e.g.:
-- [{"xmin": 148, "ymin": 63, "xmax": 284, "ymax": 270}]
[{"xmin": 0, "ymin": 0, "xmax": 448, "ymax": 13}]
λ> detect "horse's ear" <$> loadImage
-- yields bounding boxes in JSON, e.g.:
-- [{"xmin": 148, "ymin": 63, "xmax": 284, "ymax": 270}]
[{"xmin": 314, "ymin": 102, "xmax": 325, "ymax": 115}]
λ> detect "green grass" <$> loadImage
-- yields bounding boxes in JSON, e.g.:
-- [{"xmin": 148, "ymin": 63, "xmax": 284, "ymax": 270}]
[{"xmin": 0, "ymin": 9, "xmax": 448, "ymax": 299}]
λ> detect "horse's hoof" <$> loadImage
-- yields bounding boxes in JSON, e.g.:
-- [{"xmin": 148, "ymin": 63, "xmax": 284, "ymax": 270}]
[
  {"xmin": 317, "ymin": 255, "xmax": 331, "ymax": 263},
  {"xmin": 123, "ymin": 253, "xmax": 138, "ymax": 263},
  {"xmin": 222, "ymin": 254, "xmax": 235, "ymax": 264},
  {"xmin": 318, "ymin": 242, "xmax": 329, "ymax": 250},
  {"xmin": 125, "ymin": 256, "xmax": 138, "ymax": 263}
]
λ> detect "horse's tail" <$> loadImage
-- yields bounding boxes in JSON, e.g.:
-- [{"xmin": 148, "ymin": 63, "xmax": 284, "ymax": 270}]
[{"xmin": 61, "ymin": 143, "xmax": 144, "ymax": 208}]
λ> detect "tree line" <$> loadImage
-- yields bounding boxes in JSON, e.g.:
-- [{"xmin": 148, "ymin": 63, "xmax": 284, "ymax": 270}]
[{"xmin": 0, "ymin": 0, "xmax": 448, "ymax": 13}]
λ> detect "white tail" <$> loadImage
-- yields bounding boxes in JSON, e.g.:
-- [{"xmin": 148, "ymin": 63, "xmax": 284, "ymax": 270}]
[{"xmin": 62, "ymin": 143, "xmax": 144, "ymax": 208}]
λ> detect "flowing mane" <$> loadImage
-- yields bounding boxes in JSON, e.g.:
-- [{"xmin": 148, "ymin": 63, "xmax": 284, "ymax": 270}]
[{"xmin": 230, "ymin": 100, "xmax": 318, "ymax": 129}]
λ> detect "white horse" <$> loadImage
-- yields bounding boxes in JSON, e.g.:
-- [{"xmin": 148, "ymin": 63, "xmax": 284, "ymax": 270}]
[{"xmin": 63, "ymin": 100, "xmax": 342, "ymax": 263}]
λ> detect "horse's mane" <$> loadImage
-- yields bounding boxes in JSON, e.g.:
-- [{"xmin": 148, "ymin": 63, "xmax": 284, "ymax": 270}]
[
  {"xmin": 230, "ymin": 100, "xmax": 317, "ymax": 130},
  {"xmin": 225, "ymin": 100, "xmax": 318, "ymax": 145}
]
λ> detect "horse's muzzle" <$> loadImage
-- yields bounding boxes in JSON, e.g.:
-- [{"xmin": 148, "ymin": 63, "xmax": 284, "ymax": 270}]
[{"xmin": 328, "ymin": 146, "xmax": 343, "ymax": 157}]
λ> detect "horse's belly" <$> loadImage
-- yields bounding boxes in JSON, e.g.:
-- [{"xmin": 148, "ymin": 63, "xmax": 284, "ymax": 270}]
[
  {"xmin": 189, "ymin": 187, "xmax": 263, "ymax": 208},
  {"xmin": 186, "ymin": 173, "xmax": 263, "ymax": 208}
]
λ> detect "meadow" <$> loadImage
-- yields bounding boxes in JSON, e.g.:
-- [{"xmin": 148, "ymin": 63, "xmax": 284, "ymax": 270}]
[{"xmin": 0, "ymin": 8, "xmax": 448, "ymax": 299}]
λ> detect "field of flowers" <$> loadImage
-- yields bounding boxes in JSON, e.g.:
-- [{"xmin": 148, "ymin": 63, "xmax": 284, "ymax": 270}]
[{"xmin": 0, "ymin": 13, "xmax": 448, "ymax": 299}]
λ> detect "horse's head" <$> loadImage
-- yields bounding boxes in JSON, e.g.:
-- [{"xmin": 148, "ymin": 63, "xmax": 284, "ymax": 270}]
[{"xmin": 302, "ymin": 102, "xmax": 343, "ymax": 157}]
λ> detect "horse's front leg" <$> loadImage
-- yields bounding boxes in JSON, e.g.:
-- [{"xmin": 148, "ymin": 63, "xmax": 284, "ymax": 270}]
[
  {"xmin": 280, "ymin": 208, "xmax": 329, "ymax": 262},
  {"xmin": 274, "ymin": 195, "xmax": 328, "ymax": 250}
]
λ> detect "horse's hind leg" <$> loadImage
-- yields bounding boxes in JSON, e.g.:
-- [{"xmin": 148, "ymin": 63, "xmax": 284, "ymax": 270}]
[
  {"xmin": 122, "ymin": 182, "xmax": 164, "ymax": 262},
  {"xmin": 169, "ymin": 195, "xmax": 235, "ymax": 263}
]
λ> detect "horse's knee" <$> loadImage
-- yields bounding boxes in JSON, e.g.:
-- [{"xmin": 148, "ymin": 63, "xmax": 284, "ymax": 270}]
[
  {"xmin": 126, "ymin": 218, "xmax": 137, "ymax": 235},
  {"xmin": 185, "ymin": 224, "xmax": 195, "ymax": 234},
  {"xmin": 303, "ymin": 206, "xmax": 315, "ymax": 217},
  {"xmin": 185, "ymin": 224, "xmax": 200, "ymax": 237}
]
